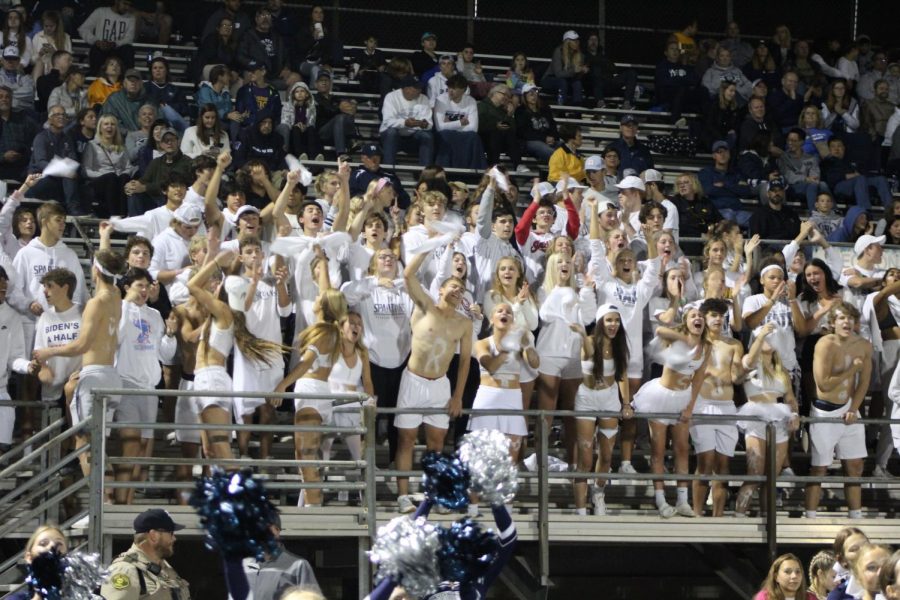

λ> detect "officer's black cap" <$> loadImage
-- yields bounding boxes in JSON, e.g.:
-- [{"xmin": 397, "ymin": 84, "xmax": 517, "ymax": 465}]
[{"xmin": 133, "ymin": 509, "xmax": 186, "ymax": 533}]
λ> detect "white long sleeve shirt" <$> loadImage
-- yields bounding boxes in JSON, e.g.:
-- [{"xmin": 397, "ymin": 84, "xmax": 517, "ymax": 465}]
[
  {"xmin": 0, "ymin": 302, "xmax": 30, "ymax": 390},
  {"xmin": 379, "ymin": 89, "xmax": 432, "ymax": 135},
  {"xmin": 433, "ymin": 94, "xmax": 479, "ymax": 133},
  {"xmin": 116, "ymin": 300, "xmax": 176, "ymax": 387},
  {"xmin": 149, "ymin": 228, "xmax": 190, "ymax": 282},
  {"xmin": 11, "ymin": 238, "xmax": 87, "ymax": 321},
  {"xmin": 33, "ymin": 304, "xmax": 82, "ymax": 401},
  {"xmin": 77, "ymin": 7, "xmax": 136, "ymax": 46},
  {"xmin": 112, "ymin": 205, "xmax": 174, "ymax": 240}
]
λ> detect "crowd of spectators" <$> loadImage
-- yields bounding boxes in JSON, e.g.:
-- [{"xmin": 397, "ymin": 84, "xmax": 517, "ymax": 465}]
[{"xmin": 2, "ymin": 0, "xmax": 900, "ymax": 557}]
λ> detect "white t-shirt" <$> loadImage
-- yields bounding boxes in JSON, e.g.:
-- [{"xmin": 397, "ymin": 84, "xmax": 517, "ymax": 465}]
[
  {"xmin": 33, "ymin": 305, "xmax": 83, "ymax": 401},
  {"xmin": 116, "ymin": 300, "xmax": 176, "ymax": 387},
  {"xmin": 340, "ymin": 277, "xmax": 415, "ymax": 368},
  {"xmin": 742, "ymin": 295, "xmax": 798, "ymax": 371}
]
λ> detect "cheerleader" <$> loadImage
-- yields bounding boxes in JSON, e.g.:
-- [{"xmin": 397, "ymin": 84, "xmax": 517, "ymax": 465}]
[
  {"xmin": 535, "ymin": 252, "xmax": 596, "ymax": 467},
  {"xmin": 632, "ymin": 307, "xmax": 710, "ymax": 518},
  {"xmin": 573, "ymin": 303, "xmax": 630, "ymax": 516},
  {"xmin": 272, "ymin": 289, "xmax": 347, "ymax": 507},
  {"xmin": 483, "ymin": 256, "xmax": 540, "ymax": 411},
  {"xmin": 469, "ymin": 303, "xmax": 539, "ymax": 454},
  {"xmin": 733, "ymin": 323, "xmax": 800, "ymax": 517}
]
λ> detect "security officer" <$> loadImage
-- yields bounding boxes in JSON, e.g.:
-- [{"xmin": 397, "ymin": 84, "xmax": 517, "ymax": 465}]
[{"xmin": 100, "ymin": 509, "xmax": 191, "ymax": 600}]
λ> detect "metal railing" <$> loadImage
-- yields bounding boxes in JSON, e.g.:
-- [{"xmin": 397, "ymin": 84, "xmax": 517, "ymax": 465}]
[{"xmin": 0, "ymin": 389, "xmax": 900, "ymax": 592}]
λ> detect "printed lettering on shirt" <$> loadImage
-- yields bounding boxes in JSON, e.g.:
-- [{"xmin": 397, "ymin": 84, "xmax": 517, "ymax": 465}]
[
  {"xmin": 529, "ymin": 239, "xmax": 549, "ymax": 255},
  {"xmin": 763, "ymin": 304, "xmax": 792, "ymax": 328},
  {"xmin": 45, "ymin": 321, "xmax": 80, "ymax": 345},
  {"xmin": 101, "ymin": 18, "xmax": 128, "ymax": 42},
  {"xmin": 444, "ymin": 110, "xmax": 465, "ymax": 122},
  {"xmin": 372, "ymin": 302, "xmax": 407, "ymax": 316}
]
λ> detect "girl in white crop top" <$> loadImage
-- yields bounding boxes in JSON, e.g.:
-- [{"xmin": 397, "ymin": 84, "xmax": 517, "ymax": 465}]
[
  {"xmin": 188, "ymin": 251, "xmax": 284, "ymax": 461},
  {"xmin": 321, "ymin": 312, "xmax": 375, "ymax": 470},
  {"xmin": 573, "ymin": 303, "xmax": 631, "ymax": 516},
  {"xmin": 733, "ymin": 323, "xmax": 800, "ymax": 517},
  {"xmin": 272, "ymin": 288, "xmax": 346, "ymax": 507},
  {"xmin": 632, "ymin": 307, "xmax": 710, "ymax": 518}
]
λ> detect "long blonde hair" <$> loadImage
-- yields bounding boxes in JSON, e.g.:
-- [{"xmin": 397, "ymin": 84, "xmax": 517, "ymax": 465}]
[
  {"xmin": 297, "ymin": 322, "xmax": 341, "ymax": 366},
  {"xmin": 489, "ymin": 256, "xmax": 531, "ymax": 303},
  {"xmin": 94, "ymin": 114, "xmax": 124, "ymax": 151},
  {"xmin": 562, "ymin": 39, "xmax": 583, "ymax": 71},
  {"xmin": 542, "ymin": 252, "xmax": 577, "ymax": 295}
]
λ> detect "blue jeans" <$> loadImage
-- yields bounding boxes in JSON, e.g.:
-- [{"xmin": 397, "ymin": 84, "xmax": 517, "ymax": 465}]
[
  {"xmin": 159, "ymin": 104, "xmax": 188, "ymax": 133},
  {"xmin": 524, "ymin": 140, "xmax": 556, "ymax": 163},
  {"xmin": 381, "ymin": 128, "xmax": 433, "ymax": 166},
  {"xmin": 318, "ymin": 113, "xmax": 356, "ymax": 154},
  {"xmin": 540, "ymin": 75, "xmax": 583, "ymax": 105},
  {"xmin": 717, "ymin": 208, "xmax": 753, "ymax": 230},
  {"xmin": 435, "ymin": 130, "xmax": 486, "ymax": 170},
  {"xmin": 790, "ymin": 181, "xmax": 830, "ymax": 211},
  {"xmin": 833, "ymin": 176, "xmax": 872, "ymax": 210}
]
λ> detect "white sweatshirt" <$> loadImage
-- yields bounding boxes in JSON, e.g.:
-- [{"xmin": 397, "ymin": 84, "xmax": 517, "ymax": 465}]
[
  {"xmin": 116, "ymin": 300, "xmax": 176, "ymax": 387},
  {"xmin": 379, "ymin": 89, "xmax": 432, "ymax": 135},
  {"xmin": 33, "ymin": 304, "xmax": 82, "ymax": 401},
  {"xmin": 112, "ymin": 204, "xmax": 174, "ymax": 241},
  {"xmin": 0, "ymin": 302, "xmax": 30, "ymax": 390},
  {"xmin": 11, "ymin": 238, "xmax": 87, "ymax": 321},
  {"xmin": 149, "ymin": 228, "xmax": 190, "ymax": 282},
  {"xmin": 340, "ymin": 276, "xmax": 415, "ymax": 369},
  {"xmin": 433, "ymin": 94, "xmax": 479, "ymax": 132},
  {"xmin": 77, "ymin": 7, "xmax": 136, "ymax": 46}
]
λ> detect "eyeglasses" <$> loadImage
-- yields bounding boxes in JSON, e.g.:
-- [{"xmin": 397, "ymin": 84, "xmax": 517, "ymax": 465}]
[{"xmin": 49, "ymin": 112, "xmax": 66, "ymax": 118}]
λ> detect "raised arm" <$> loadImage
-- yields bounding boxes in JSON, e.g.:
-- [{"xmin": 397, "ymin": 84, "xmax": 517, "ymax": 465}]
[
  {"xmin": 272, "ymin": 169, "xmax": 301, "ymax": 233},
  {"xmin": 187, "ymin": 251, "xmax": 234, "ymax": 325},
  {"xmin": 476, "ymin": 183, "xmax": 496, "ymax": 240},
  {"xmin": 203, "ymin": 152, "xmax": 230, "ymax": 230},
  {"xmin": 403, "ymin": 251, "xmax": 434, "ymax": 311},
  {"xmin": 330, "ymin": 159, "xmax": 352, "ymax": 233}
]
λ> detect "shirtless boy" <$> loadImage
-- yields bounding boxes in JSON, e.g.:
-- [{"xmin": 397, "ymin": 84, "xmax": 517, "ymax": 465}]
[
  {"xmin": 395, "ymin": 251, "xmax": 473, "ymax": 513},
  {"xmin": 692, "ymin": 298, "xmax": 744, "ymax": 516},
  {"xmin": 806, "ymin": 302, "xmax": 873, "ymax": 519},
  {"xmin": 33, "ymin": 249, "xmax": 126, "ymax": 477}
]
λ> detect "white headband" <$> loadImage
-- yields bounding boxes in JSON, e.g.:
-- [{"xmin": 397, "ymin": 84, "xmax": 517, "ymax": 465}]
[
  {"xmin": 759, "ymin": 264, "xmax": 784, "ymax": 278},
  {"xmin": 93, "ymin": 258, "xmax": 120, "ymax": 283}
]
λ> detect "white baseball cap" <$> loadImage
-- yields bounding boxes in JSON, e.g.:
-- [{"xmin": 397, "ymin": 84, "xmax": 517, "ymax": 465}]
[
  {"xmin": 522, "ymin": 83, "xmax": 540, "ymax": 94},
  {"xmin": 854, "ymin": 234, "xmax": 885, "ymax": 257},
  {"xmin": 584, "ymin": 155, "xmax": 604, "ymax": 171},
  {"xmin": 615, "ymin": 175, "xmax": 646, "ymax": 192},
  {"xmin": 224, "ymin": 276, "xmax": 250, "ymax": 312},
  {"xmin": 562, "ymin": 30, "xmax": 579, "ymax": 41},
  {"xmin": 173, "ymin": 204, "xmax": 202, "ymax": 226},
  {"xmin": 555, "ymin": 179, "xmax": 588, "ymax": 193},
  {"xmin": 642, "ymin": 169, "xmax": 664, "ymax": 183}
]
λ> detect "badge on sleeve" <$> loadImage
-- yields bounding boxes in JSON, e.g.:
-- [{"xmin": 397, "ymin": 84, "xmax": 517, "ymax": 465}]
[{"xmin": 112, "ymin": 573, "xmax": 131, "ymax": 590}]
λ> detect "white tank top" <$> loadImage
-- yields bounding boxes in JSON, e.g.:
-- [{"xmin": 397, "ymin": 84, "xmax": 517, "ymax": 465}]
[
  {"xmin": 204, "ymin": 322, "xmax": 234, "ymax": 357},
  {"xmin": 479, "ymin": 338, "xmax": 521, "ymax": 382},
  {"xmin": 330, "ymin": 350, "xmax": 363, "ymax": 391}
]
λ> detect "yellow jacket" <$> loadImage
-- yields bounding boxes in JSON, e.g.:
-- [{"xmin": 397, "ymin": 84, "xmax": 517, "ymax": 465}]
[{"xmin": 548, "ymin": 145, "xmax": 585, "ymax": 183}]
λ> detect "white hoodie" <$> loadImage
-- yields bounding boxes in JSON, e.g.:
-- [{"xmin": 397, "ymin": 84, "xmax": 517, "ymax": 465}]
[{"xmin": 11, "ymin": 238, "xmax": 87, "ymax": 320}]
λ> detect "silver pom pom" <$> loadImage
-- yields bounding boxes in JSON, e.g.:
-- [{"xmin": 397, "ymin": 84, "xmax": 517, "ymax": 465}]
[
  {"xmin": 458, "ymin": 429, "xmax": 518, "ymax": 506},
  {"xmin": 62, "ymin": 552, "xmax": 108, "ymax": 600},
  {"xmin": 369, "ymin": 516, "xmax": 440, "ymax": 598}
]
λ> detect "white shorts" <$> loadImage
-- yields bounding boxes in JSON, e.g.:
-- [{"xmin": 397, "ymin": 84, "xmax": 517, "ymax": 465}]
[
  {"xmin": 294, "ymin": 378, "xmax": 333, "ymax": 423},
  {"xmin": 468, "ymin": 385, "xmax": 527, "ymax": 436},
  {"xmin": 72, "ymin": 365, "xmax": 121, "ymax": 424},
  {"xmin": 690, "ymin": 397, "xmax": 738, "ymax": 457},
  {"xmin": 520, "ymin": 360, "xmax": 538, "ymax": 384},
  {"xmin": 395, "ymin": 369, "xmax": 451, "ymax": 430},
  {"xmin": 0, "ymin": 391, "xmax": 12, "ymax": 445},
  {"xmin": 574, "ymin": 384, "xmax": 620, "ymax": 438},
  {"xmin": 115, "ymin": 380, "xmax": 159, "ymax": 439},
  {"xmin": 233, "ymin": 348, "xmax": 283, "ymax": 423},
  {"xmin": 332, "ymin": 401, "xmax": 363, "ymax": 429},
  {"xmin": 174, "ymin": 376, "xmax": 201, "ymax": 444},
  {"xmin": 537, "ymin": 355, "xmax": 581, "ymax": 380},
  {"xmin": 626, "ymin": 332, "xmax": 643, "ymax": 379},
  {"xmin": 194, "ymin": 366, "xmax": 233, "ymax": 412},
  {"xmin": 738, "ymin": 401, "xmax": 792, "ymax": 445},
  {"xmin": 632, "ymin": 378, "xmax": 690, "ymax": 426},
  {"xmin": 809, "ymin": 401, "xmax": 867, "ymax": 467}
]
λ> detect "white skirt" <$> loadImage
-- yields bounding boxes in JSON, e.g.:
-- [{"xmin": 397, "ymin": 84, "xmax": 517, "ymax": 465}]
[
  {"xmin": 468, "ymin": 386, "xmax": 527, "ymax": 436},
  {"xmin": 632, "ymin": 378, "xmax": 691, "ymax": 425}
]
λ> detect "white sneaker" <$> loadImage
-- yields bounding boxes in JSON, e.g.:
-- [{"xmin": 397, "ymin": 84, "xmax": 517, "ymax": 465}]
[
  {"xmin": 592, "ymin": 490, "xmax": 607, "ymax": 516},
  {"xmin": 515, "ymin": 165, "xmax": 530, "ymax": 174},
  {"xmin": 297, "ymin": 489, "xmax": 306, "ymax": 508},
  {"xmin": 467, "ymin": 504, "xmax": 481, "ymax": 518},
  {"xmin": 874, "ymin": 465, "xmax": 895, "ymax": 479},
  {"xmin": 299, "ymin": 153, "xmax": 308, "ymax": 161},
  {"xmin": 314, "ymin": 153, "xmax": 325, "ymax": 161},
  {"xmin": 733, "ymin": 511, "xmax": 748, "ymax": 518},
  {"xmin": 657, "ymin": 503, "xmax": 676, "ymax": 519},
  {"xmin": 674, "ymin": 117, "xmax": 687, "ymax": 128},
  {"xmin": 674, "ymin": 503, "xmax": 696, "ymax": 518},
  {"xmin": 434, "ymin": 503, "xmax": 451, "ymax": 515},
  {"xmin": 618, "ymin": 462, "xmax": 638, "ymax": 475},
  {"xmin": 397, "ymin": 495, "xmax": 416, "ymax": 514}
]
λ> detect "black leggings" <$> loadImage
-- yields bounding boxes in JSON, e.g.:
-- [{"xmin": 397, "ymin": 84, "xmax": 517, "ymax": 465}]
[
  {"xmin": 447, "ymin": 354, "xmax": 480, "ymax": 447},
  {"xmin": 369, "ymin": 360, "xmax": 407, "ymax": 465}
]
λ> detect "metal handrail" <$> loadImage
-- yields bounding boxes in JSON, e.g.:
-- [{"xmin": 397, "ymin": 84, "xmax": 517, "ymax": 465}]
[{"xmin": 78, "ymin": 387, "xmax": 900, "ymax": 586}]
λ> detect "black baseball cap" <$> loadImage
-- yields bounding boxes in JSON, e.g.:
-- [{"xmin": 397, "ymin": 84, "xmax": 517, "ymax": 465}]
[
  {"xmin": 133, "ymin": 509, "xmax": 186, "ymax": 533},
  {"xmin": 361, "ymin": 143, "xmax": 383, "ymax": 157}
]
